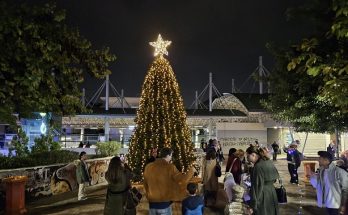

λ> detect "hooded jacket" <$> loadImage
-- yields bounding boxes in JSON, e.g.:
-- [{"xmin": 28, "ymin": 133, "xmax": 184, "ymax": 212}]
[{"xmin": 310, "ymin": 162, "xmax": 348, "ymax": 209}]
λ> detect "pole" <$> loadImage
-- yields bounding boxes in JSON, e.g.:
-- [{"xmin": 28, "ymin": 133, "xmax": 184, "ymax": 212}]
[
  {"xmin": 335, "ymin": 128, "xmax": 340, "ymax": 159},
  {"xmin": 105, "ymin": 75, "xmax": 109, "ymax": 111},
  {"xmin": 121, "ymin": 89, "xmax": 124, "ymax": 109},
  {"xmin": 301, "ymin": 132, "xmax": 308, "ymax": 155},
  {"xmin": 82, "ymin": 88, "xmax": 85, "ymax": 107},
  {"xmin": 105, "ymin": 75, "xmax": 110, "ymax": 142},
  {"xmin": 209, "ymin": 73, "xmax": 212, "ymax": 112},
  {"xmin": 195, "ymin": 91, "xmax": 198, "ymax": 110},
  {"xmin": 232, "ymin": 79, "xmax": 235, "ymax": 93},
  {"xmin": 259, "ymin": 56, "xmax": 263, "ymax": 94}
]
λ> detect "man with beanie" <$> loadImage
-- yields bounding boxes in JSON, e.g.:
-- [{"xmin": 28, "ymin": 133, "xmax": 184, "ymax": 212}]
[{"xmin": 310, "ymin": 151, "xmax": 348, "ymax": 215}]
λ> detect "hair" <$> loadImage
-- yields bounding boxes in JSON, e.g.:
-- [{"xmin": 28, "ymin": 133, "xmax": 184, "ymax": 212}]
[
  {"xmin": 206, "ymin": 149, "xmax": 217, "ymax": 160},
  {"xmin": 246, "ymin": 146, "xmax": 269, "ymax": 161},
  {"xmin": 234, "ymin": 149, "xmax": 245, "ymax": 159},
  {"xmin": 160, "ymin": 147, "xmax": 173, "ymax": 158},
  {"xmin": 79, "ymin": 151, "xmax": 86, "ymax": 160},
  {"xmin": 186, "ymin": 183, "xmax": 197, "ymax": 195},
  {"xmin": 105, "ymin": 156, "xmax": 123, "ymax": 183},
  {"xmin": 228, "ymin": 148, "xmax": 237, "ymax": 156}
]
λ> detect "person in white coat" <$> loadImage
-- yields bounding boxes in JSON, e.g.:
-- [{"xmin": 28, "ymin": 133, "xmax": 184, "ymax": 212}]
[{"xmin": 310, "ymin": 151, "xmax": 348, "ymax": 215}]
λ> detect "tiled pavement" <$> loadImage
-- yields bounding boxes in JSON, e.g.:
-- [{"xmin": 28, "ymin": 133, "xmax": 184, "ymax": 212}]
[{"xmin": 26, "ymin": 157, "xmax": 326, "ymax": 215}]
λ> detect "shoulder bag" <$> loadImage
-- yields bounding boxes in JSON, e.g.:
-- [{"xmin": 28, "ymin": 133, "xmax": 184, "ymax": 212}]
[{"xmin": 275, "ymin": 177, "xmax": 287, "ymax": 204}]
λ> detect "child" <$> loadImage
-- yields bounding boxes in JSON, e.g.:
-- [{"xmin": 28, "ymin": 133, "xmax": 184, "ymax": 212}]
[{"xmin": 182, "ymin": 183, "xmax": 204, "ymax": 215}]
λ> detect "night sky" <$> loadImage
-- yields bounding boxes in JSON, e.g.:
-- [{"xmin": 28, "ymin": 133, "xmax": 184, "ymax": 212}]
[{"xmin": 56, "ymin": 0, "xmax": 309, "ymax": 106}]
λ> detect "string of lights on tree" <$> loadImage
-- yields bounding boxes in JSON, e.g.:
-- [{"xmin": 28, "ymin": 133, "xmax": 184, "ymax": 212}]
[{"xmin": 127, "ymin": 34, "xmax": 195, "ymax": 182}]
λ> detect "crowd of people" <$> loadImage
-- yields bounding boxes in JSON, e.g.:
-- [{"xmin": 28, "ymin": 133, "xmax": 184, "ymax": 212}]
[{"xmin": 73, "ymin": 138, "xmax": 348, "ymax": 215}]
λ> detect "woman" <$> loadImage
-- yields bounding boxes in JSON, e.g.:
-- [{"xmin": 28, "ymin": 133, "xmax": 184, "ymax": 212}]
[
  {"xmin": 246, "ymin": 146, "xmax": 279, "ymax": 215},
  {"xmin": 225, "ymin": 149, "xmax": 244, "ymax": 184},
  {"xmin": 202, "ymin": 149, "xmax": 219, "ymax": 206},
  {"xmin": 104, "ymin": 156, "xmax": 135, "ymax": 215}
]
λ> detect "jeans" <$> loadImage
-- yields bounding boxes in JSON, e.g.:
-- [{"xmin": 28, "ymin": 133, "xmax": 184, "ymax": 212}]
[
  {"xmin": 288, "ymin": 163, "xmax": 298, "ymax": 184},
  {"xmin": 149, "ymin": 206, "xmax": 172, "ymax": 215},
  {"xmin": 326, "ymin": 208, "xmax": 339, "ymax": 215}
]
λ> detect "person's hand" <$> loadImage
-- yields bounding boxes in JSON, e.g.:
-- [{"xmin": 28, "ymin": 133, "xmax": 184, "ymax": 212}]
[
  {"xmin": 246, "ymin": 207, "xmax": 253, "ymax": 215},
  {"xmin": 339, "ymin": 205, "xmax": 345, "ymax": 215}
]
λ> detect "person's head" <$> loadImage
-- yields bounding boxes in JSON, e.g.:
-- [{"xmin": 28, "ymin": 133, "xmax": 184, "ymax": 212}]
[
  {"xmin": 206, "ymin": 149, "xmax": 217, "ymax": 160},
  {"xmin": 336, "ymin": 159, "xmax": 344, "ymax": 167},
  {"xmin": 186, "ymin": 183, "xmax": 197, "ymax": 195},
  {"xmin": 246, "ymin": 146, "xmax": 269, "ymax": 163},
  {"xmin": 341, "ymin": 150, "xmax": 348, "ymax": 158},
  {"xmin": 160, "ymin": 147, "xmax": 173, "ymax": 162},
  {"xmin": 234, "ymin": 149, "xmax": 245, "ymax": 160},
  {"xmin": 79, "ymin": 151, "xmax": 87, "ymax": 160},
  {"xmin": 318, "ymin": 151, "xmax": 333, "ymax": 168},
  {"xmin": 228, "ymin": 148, "xmax": 237, "ymax": 156},
  {"xmin": 290, "ymin": 141, "xmax": 298, "ymax": 149},
  {"xmin": 150, "ymin": 147, "xmax": 158, "ymax": 157},
  {"xmin": 105, "ymin": 156, "xmax": 123, "ymax": 183}
]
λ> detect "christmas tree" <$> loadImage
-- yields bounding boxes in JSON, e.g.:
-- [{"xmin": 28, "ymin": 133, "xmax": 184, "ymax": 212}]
[{"xmin": 128, "ymin": 34, "xmax": 195, "ymax": 181}]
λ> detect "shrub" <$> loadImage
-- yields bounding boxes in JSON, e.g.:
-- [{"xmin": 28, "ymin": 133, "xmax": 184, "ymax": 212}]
[
  {"xmin": 8, "ymin": 129, "xmax": 29, "ymax": 157},
  {"xmin": 31, "ymin": 134, "xmax": 61, "ymax": 154},
  {"xmin": 0, "ymin": 150, "xmax": 79, "ymax": 169},
  {"xmin": 95, "ymin": 141, "xmax": 121, "ymax": 157}
]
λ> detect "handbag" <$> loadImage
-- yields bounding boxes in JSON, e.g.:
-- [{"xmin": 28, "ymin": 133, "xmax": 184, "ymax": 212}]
[
  {"xmin": 224, "ymin": 158, "xmax": 237, "ymax": 182},
  {"xmin": 125, "ymin": 187, "xmax": 143, "ymax": 209},
  {"xmin": 275, "ymin": 179, "xmax": 287, "ymax": 204}
]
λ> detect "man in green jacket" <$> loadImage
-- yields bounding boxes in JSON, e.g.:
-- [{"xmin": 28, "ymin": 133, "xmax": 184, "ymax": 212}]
[{"xmin": 75, "ymin": 151, "xmax": 91, "ymax": 201}]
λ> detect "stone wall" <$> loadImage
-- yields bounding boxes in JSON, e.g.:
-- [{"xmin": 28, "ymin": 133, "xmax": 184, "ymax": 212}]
[{"xmin": 0, "ymin": 156, "xmax": 112, "ymax": 209}]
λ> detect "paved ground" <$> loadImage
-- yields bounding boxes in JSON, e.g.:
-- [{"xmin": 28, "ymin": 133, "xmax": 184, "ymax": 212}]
[{"xmin": 26, "ymin": 157, "xmax": 326, "ymax": 215}]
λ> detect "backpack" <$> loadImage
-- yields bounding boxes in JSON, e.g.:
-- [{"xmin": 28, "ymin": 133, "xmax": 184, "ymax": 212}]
[{"xmin": 185, "ymin": 204, "xmax": 204, "ymax": 215}]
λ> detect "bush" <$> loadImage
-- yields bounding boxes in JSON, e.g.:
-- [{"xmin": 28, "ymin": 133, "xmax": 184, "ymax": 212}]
[
  {"xmin": 95, "ymin": 141, "xmax": 121, "ymax": 157},
  {"xmin": 8, "ymin": 129, "xmax": 29, "ymax": 157},
  {"xmin": 31, "ymin": 134, "xmax": 61, "ymax": 154},
  {"xmin": 0, "ymin": 150, "xmax": 79, "ymax": 169}
]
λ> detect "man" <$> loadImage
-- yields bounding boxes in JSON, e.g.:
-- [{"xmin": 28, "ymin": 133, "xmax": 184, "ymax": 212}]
[
  {"xmin": 327, "ymin": 140, "xmax": 337, "ymax": 159},
  {"xmin": 310, "ymin": 151, "xmax": 348, "ymax": 215},
  {"xmin": 75, "ymin": 151, "xmax": 91, "ymax": 201},
  {"xmin": 271, "ymin": 141, "xmax": 280, "ymax": 161},
  {"xmin": 286, "ymin": 142, "xmax": 302, "ymax": 184},
  {"xmin": 144, "ymin": 147, "xmax": 194, "ymax": 215}
]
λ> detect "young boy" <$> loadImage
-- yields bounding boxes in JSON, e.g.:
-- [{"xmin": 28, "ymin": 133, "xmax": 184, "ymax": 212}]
[{"xmin": 182, "ymin": 183, "xmax": 204, "ymax": 215}]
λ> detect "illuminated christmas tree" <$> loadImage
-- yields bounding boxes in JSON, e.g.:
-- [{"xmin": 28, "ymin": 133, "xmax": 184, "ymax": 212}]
[{"xmin": 128, "ymin": 34, "xmax": 195, "ymax": 181}]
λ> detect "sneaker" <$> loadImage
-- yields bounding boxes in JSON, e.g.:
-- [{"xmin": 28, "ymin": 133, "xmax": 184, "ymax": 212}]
[{"xmin": 78, "ymin": 197, "xmax": 87, "ymax": 201}]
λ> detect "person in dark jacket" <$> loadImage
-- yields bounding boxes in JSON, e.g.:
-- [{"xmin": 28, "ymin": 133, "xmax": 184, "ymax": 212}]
[
  {"xmin": 327, "ymin": 140, "xmax": 337, "ymax": 159},
  {"xmin": 182, "ymin": 183, "xmax": 204, "ymax": 215},
  {"xmin": 246, "ymin": 145, "xmax": 279, "ymax": 215},
  {"xmin": 104, "ymin": 156, "xmax": 135, "ymax": 215},
  {"xmin": 75, "ymin": 151, "xmax": 91, "ymax": 201},
  {"xmin": 287, "ymin": 142, "xmax": 302, "ymax": 184},
  {"xmin": 146, "ymin": 147, "xmax": 158, "ymax": 164},
  {"xmin": 271, "ymin": 141, "xmax": 280, "ymax": 161}
]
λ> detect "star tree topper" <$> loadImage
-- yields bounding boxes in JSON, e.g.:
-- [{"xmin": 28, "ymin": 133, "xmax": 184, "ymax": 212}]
[{"xmin": 149, "ymin": 34, "xmax": 172, "ymax": 57}]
